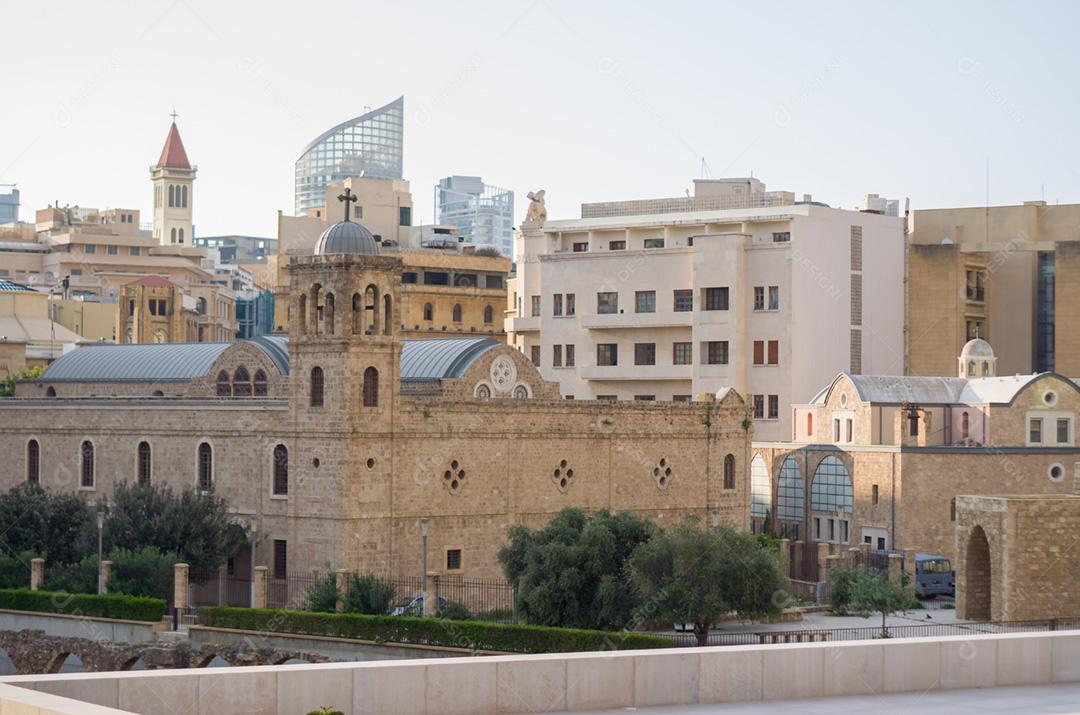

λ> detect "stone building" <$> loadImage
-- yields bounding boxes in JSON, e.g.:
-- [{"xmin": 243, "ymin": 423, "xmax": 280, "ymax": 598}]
[
  {"xmin": 751, "ymin": 337, "xmax": 1080, "ymax": 560},
  {"xmin": 0, "ymin": 208, "xmax": 750, "ymax": 583}
]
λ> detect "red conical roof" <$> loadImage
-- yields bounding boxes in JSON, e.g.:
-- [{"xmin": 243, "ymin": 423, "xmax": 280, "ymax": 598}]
[{"xmin": 157, "ymin": 122, "xmax": 191, "ymax": 169}]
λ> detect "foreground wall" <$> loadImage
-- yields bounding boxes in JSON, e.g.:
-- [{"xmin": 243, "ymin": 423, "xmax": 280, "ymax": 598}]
[{"xmin": 7, "ymin": 631, "xmax": 1080, "ymax": 714}]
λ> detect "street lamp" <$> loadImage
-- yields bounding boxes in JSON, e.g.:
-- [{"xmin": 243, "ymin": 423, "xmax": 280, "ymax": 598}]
[
  {"xmin": 419, "ymin": 518, "xmax": 429, "ymax": 614},
  {"xmin": 96, "ymin": 510, "xmax": 105, "ymax": 595}
]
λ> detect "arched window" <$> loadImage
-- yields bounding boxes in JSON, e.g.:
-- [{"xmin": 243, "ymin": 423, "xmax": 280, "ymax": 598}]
[
  {"xmin": 982, "ymin": 361, "xmax": 989, "ymax": 376},
  {"xmin": 181, "ymin": 185, "xmax": 188, "ymax": 208},
  {"xmin": 233, "ymin": 367, "xmax": 251, "ymax": 397},
  {"xmin": 26, "ymin": 440, "xmax": 40, "ymax": 483},
  {"xmin": 46, "ymin": 387, "xmax": 56, "ymax": 398},
  {"xmin": 137, "ymin": 441, "xmax": 151, "ymax": 484},
  {"xmin": 723, "ymin": 453, "xmax": 735, "ymax": 489},
  {"xmin": 423, "ymin": 303, "xmax": 433, "ymax": 321},
  {"xmin": 806, "ymin": 412, "xmax": 813, "ymax": 437},
  {"xmin": 197, "ymin": 297, "xmax": 207, "ymax": 316},
  {"xmin": 776, "ymin": 457, "xmax": 805, "ymax": 522},
  {"xmin": 811, "ymin": 456, "xmax": 853, "ymax": 514},
  {"xmin": 351, "ymin": 293, "xmax": 362, "ymax": 334},
  {"xmin": 452, "ymin": 304, "xmax": 462, "ymax": 323},
  {"xmin": 197, "ymin": 442, "xmax": 213, "ymax": 491},
  {"xmin": 216, "ymin": 370, "xmax": 231, "ymax": 397},
  {"xmin": 363, "ymin": 367, "xmax": 378, "ymax": 407},
  {"xmin": 365, "ymin": 284, "xmax": 379, "ymax": 334},
  {"xmin": 168, "ymin": 185, "xmax": 175, "ymax": 207},
  {"xmin": 80, "ymin": 440, "xmax": 94, "ymax": 488},
  {"xmin": 383, "ymin": 294, "xmax": 392, "ymax": 335},
  {"xmin": 483, "ymin": 305, "xmax": 494, "ymax": 324},
  {"xmin": 297, "ymin": 294, "xmax": 307, "ymax": 336},
  {"xmin": 272, "ymin": 444, "xmax": 288, "ymax": 496},
  {"xmin": 950, "ymin": 498, "xmax": 956, "ymax": 522},
  {"xmin": 750, "ymin": 455, "xmax": 770, "ymax": 518},
  {"xmin": 253, "ymin": 370, "xmax": 267, "ymax": 397},
  {"xmin": 178, "ymin": 228, "xmax": 184, "ymax": 244},
  {"xmin": 310, "ymin": 284, "xmax": 322, "ymax": 335},
  {"xmin": 310, "ymin": 366, "xmax": 324, "ymax": 407},
  {"xmin": 170, "ymin": 227, "xmax": 177, "ymax": 243},
  {"xmin": 961, "ymin": 411, "xmax": 970, "ymax": 441},
  {"xmin": 324, "ymin": 293, "xmax": 335, "ymax": 334}
]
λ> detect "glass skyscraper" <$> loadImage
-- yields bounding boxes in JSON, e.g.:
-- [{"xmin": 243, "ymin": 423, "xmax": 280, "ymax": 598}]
[
  {"xmin": 294, "ymin": 97, "xmax": 404, "ymax": 216},
  {"xmin": 436, "ymin": 175, "xmax": 515, "ymax": 257}
]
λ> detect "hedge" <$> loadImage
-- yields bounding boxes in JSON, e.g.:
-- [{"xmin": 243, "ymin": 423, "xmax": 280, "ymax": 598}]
[
  {"xmin": 0, "ymin": 588, "xmax": 167, "ymax": 622},
  {"xmin": 197, "ymin": 606, "xmax": 673, "ymax": 653}
]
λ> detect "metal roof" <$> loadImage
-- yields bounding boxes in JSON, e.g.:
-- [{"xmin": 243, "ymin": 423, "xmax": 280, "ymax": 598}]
[
  {"xmin": 822, "ymin": 372, "xmax": 1076, "ymax": 407},
  {"xmin": 400, "ymin": 338, "xmax": 500, "ymax": 381},
  {"xmin": 0, "ymin": 280, "xmax": 35, "ymax": 292}
]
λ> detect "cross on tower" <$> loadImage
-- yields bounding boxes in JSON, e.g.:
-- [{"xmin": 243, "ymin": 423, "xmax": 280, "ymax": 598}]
[
  {"xmin": 170, "ymin": 108, "xmax": 179, "ymax": 123},
  {"xmin": 337, "ymin": 187, "xmax": 357, "ymax": 223}
]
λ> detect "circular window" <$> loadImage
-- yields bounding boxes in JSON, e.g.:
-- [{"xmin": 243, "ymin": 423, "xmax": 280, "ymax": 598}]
[
  {"xmin": 840, "ymin": 393, "xmax": 848, "ymax": 407},
  {"xmin": 1049, "ymin": 463, "xmax": 1065, "ymax": 482},
  {"xmin": 451, "ymin": 460, "xmax": 459, "ymax": 470},
  {"xmin": 1044, "ymin": 391, "xmax": 1058, "ymax": 406},
  {"xmin": 366, "ymin": 458, "xmax": 376, "ymax": 470},
  {"xmin": 312, "ymin": 458, "xmax": 320, "ymax": 468}
]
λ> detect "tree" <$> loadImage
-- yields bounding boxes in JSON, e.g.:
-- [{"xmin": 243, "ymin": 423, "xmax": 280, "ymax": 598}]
[
  {"xmin": 0, "ymin": 483, "xmax": 92, "ymax": 564},
  {"xmin": 0, "ymin": 366, "xmax": 43, "ymax": 398},
  {"xmin": 498, "ymin": 508, "xmax": 658, "ymax": 630},
  {"xmin": 629, "ymin": 520, "xmax": 788, "ymax": 646},
  {"xmin": 843, "ymin": 569, "xmax": 916, "ymax": 636},
  {"xmin": 107, "ymin": 547, "xmax": 178, "ymax": 601},
  {"xmin": 99, "ymin": 481, "xmax": 246, "ymax": 572},
  {"xmin": 303, "ymin": 568, "xmax": 339, "ymax": 613},
  {"xmin": 343, "ymin": 573, "xmax": 395, "ymax": 615}
]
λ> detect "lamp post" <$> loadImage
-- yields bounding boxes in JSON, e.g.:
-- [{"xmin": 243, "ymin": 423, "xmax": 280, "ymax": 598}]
[
  {"xmin": 96, "ymin": 510, "xmax": 104, "ymax": 595},
  {"xmin": 419, "ymin": 518, "xmax": 429, "ymax": 614}
]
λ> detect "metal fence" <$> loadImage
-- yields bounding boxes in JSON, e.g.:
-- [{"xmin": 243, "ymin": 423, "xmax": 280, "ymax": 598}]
[
  {"xmin": 189, "ymin": 569, "xmax": 252, "ymax": 608},
  {"xmin": 434, "ymin": 575, "xmax": 516, "ymax": 623}
]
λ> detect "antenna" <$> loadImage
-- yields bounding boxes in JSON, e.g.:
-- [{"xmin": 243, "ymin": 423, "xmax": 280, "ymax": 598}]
[
  {"xmin": 985, "ymin": 157, "xmax": 990, "ymax": 244},
  {"xmin": 700, "ymin": 157, "xmax": 714, "ymax": 180}
]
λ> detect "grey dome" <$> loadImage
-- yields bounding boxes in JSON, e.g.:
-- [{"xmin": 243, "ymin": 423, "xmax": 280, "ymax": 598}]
[
  {"xmin": 960, "ymin": 338, "xmax": 994, "ymax": 359},
  {"xmin": 315, "ymin": 220, "xmax": 378, "ymax": 256}
]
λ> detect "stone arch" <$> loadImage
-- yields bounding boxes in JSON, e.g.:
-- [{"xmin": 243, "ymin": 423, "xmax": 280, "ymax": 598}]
[
  {"xmin": 310, "ymin": 284, "xmax": 322, "ymax": 335},
  {"xmin": 197, "ymin": 653, "xmax": 231, "ymax": 668},
  {"xmin": 750, "ymin": 453, "xmax": 770, "ymax": 523},
  {"xmin": 365, "ymin": 284, "xmax": 380, "ymax": 334},
  {"xmin": 297, "ymin": 294, "xmax": 307, "ymax": 336},
  {"xmin": 383, "ymin": 293, "xmax": 392, "ymax": 335},
  {"xmin": 362, "ymin": 367, "xmax": 379, "ymax": 407},
  {"xmin": 351, "ymin": 292, "xmax": 363, "ymax": 334},
  {"xmin": 0, "ymin": 647, "xmax": 15, "ymax": 676},
  {"xmin": 120, "ymin": 655, "xmax": 147, "ymax": 670},
  {"xmin": 49, "ymin": 652, "xmax": 86, "ymax": 674},
  {"xmin": 324, "ymin": 292, "xmax": 335, "ymax": 335},
  {"xmin": 962, "ymin": 525, "xmax": 992, "ymax": 621}
]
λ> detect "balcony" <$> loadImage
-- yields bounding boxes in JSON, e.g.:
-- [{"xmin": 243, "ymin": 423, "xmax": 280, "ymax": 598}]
[
  {"xmin": 579, "ymin": 311, "xmax": 693, "ymax": 330},
  {"xmin": 966, "ymin": 286, "xmax": 985, "ymax": 302},
  {"xmin": 507, "ymin": 316, "xmax": 540, "ymax": 332},
  {"xmin": 580, "ymin": 364, "xmax": 692, "ymax": 381}
]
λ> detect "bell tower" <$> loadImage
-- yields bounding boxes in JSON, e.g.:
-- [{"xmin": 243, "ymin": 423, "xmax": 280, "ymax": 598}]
[{"xmin": 151, "ymin": 112, "xmax": 196, "ymax": 245}]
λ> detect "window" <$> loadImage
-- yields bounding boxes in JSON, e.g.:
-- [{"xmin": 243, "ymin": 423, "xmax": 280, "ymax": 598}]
[
  {"xmin": 772, "ymin": 231, "xmax": 790, "ymax": 242},
  {"xmin": 80, "ymin": 440, "xmax": 94, "ymax": 488},
  {"xmin": 446, "ymin": 548, "xmax": 462, "ymax": 571},
  {"xmin": 768, "ymin": 340, "xmax": 779, "ymax": 365},
  {"xmin": 310, "ymin": 366, "xmax": 324, "ymax": 407},
  {"xmin": 768, "ymin": 395, "xmax": 779, "ymax": 419},
  {"xmin": 834, "ymin": 418, "xmax": 841, "ymax": 442},
  {"xmin": 530, "ymin": 345, "xmax": 541, "ymax": 366},
  {"xmin": 566, "ymin": 344, "xmax": 575, "ymax": 367},
  {"xmin": 530, "ymin": 296, "xmax": 541, "ymax": 317},
  {"xmin": 1030, "ymin": 418, "xmax": 1042, "ymax": 444},
  {"xmin": 485, "ymin": 275, "xmax": 504, "ymax": 289},
  {"xmin": 84, "ymin": 244, "xmax": 96, "ymax": 254},
  {"xmin": 106, "ymin": 245, "xmax": 118, "ymax": 255},
  {"xmin": 128, "ymin": 246, "xmax": 140, "ymax": 256},
  {"xmin": 399, "ymin": 206, "xmax": 412, "ymax": 226},
  {"xmin": 253, "ymin": 370, "xmax": 267, "ymax": 396},
  {"xmin": 1058, "ymin": 418, "xmax": 1071, "ymax": 444},
  {"xmin": 553, "ymin": 294, "xmax": 563, "ymax": 316},
  {"xmin": 769, "ymin": 286, "xmax": 780, "ymax": 310},
  {"xmin": 402, "ymin": 272, "xmax": 418, "ymax": 284},
  {"xmin": 705, "ymin": 341, "xmax": 729, "ymax": 365},
  {"xmin": 423, "ymin": 303, "xmax": 434, "ymax": 321},
  {"xmin": 565, "ymin": 294, "xmax": 576, "ymax": 316},
  {"xmin": 354, "ymin": 205, "xmax": 363, "ymax": 219},
  {"xmin": 149, "ymin": 299, "xmax": 166, "ymax": 316},
  {"xmin": 673, "ymin": 394, "xmax": 692, "ymax": 402},
  {"xmin": 845, "ymin": 418, "xmax": 853, "ymax": 442},
  {"xmin": 909, "ymin": 412, "xmax": 920, "ymax": 437},
  {"xmin": 137, "ymin": 441, "xmax": 151, "ymax": 484},
  {"xmin": 961, "ymin": 412, "xmax": 970, "ymax": 440},
  {"xmin": 597, "ymin": 292, "xmax": 618, "ymax": 314},
  {"xmin": 27, "ymin": 440, "xmax": 40, "ymax": 483},
  {"xmin": 363, "ymin": 367, "xmax": 379, "ymax": 407},
  {"xmin": 452, "ymin": 304, "xmax": 462, "ymax": 322},
  {"xmin": 634, "ymin": 343, "xmax": 656, "ymax": 366},
  {"xmin": 168, "ymin": 185, "xmax": 175, "ymax": 207},
  {"xmin": 776, "ymin": 457, "xmax": 804, "ymax": 521},
  {"xmin": 723, "ymin": 454, "xmax": 736, "ymax": 490},
  {"xmin": 704, "ymin": 287, "xmax": 728, "ymax": 311},
  {"xmin": 233, "ymin": 367, "xmax": 251, "ymax": 397},
  {"xmin": 609, "ymin": 240, "xmax": 626, "ymax": 250},
  {"xmin": 634, "ymin": 395, "xmax": 656, "ymax": 401},
  {"xmin": 181, "ymin": 185, "xmax": 188, "ymax": 208},
  {"xmin": 753, "ymin": 341, "xmax": 765, "ymax": 365},
  {"xmin": 216, "ymin": 371, "xmax": 231, "ymax": 397},
  {"xmin": 572, "ymin": 242, "xmax": 588, "ymax": 252},
  {"xmin": 806, "ymin": 413, "xmax": 813, "ymax": 437},
  {"xmin": 424, "ymin": 271, "xmax": 449, "ymax": 286},
  {"xmin": 673, "ymin": 289, "xmax": 693, "ymax": 312},
  {"xmin": 750, "ymin": 455, "xmax": 770, "ymax": 517},
  {"xmin": 752, "ymin": 394, "xmax": 765, "ymax": 419},
  {"xmin": 273, "ymin": 445, "xmax": 288, "ymax": 496},
  {"xmin": 597, "ymin": 395, "xmax": 617, "ymax": 401},
  {"xmin": 644, "ymin": 238, "xmax": 665, "ymax": 249},
  {"xmin": 170, "ymin": 228, "xmax": 177, "ymax": 243},
  {"xmin": 197, "ymin": 442, "xmax": 213, "ymax": 491},
  {"xmin": 635, "ymin": 291, "xmax": 656, "ymax": 313},
  {"xmin": 811, "ymin": 456, "xmax": 853, "ymax": 514},
  {"xmin": 872, "ymin": 484, "xmax": 879, "ymax": 506},
  {"xmin": 178, "ymin": 228, "xmax": 184, "ymax": 243},
  {"xmin": 673, "ymin": 342, "xmax": 693, "ymax": 365},
  {"xmin": 950, "ymin": 498, "xmax": 956, "ymax": 521},
  {"xmin": 754, "ymin": 287, "xmax": 765, "ymax": 311},
  {"xmin": 483, "ymin": 305, "xmax": 494, "ymax": 324},
  {"xmin": 273, "ymin": 540, "xmax": 287, "ymax": 579},
  {"xmin": 597, "ymin": 344, "xmax": 618, "ymax": 366},
  {"xmin": 553, "ymin": 344, "xmax": 563, "ymax": 367}
]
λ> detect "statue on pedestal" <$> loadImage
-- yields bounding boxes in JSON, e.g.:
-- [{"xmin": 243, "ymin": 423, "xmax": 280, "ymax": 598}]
[{"xmin": 524, "ymin": 190, "xmax": 547, "ymax": 225}]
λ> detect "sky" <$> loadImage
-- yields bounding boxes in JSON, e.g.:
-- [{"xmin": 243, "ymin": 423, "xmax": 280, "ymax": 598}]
[{"xmin": 3, "ymin": 0, "xmax": 1079, "ymax": 238}]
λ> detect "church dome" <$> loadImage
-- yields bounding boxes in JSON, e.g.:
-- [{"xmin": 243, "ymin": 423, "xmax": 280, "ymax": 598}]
[
  {"xmin": 960, "ymin": 337, "xmax": 994, "ymax": 359},
  {"xmin": 314, "ymin": 220, "xmax": 378, "ymax": 256}
]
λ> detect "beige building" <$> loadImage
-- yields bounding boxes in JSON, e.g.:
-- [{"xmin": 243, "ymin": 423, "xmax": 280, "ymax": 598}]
[
  {"xmin": 0, "ymin": 217, "xmax": 751, "ymax": 586},
  {"xmin": 0, "ymin": 281, "xmax": 86, "ymax": 379},
  {"xmin": 752, "ymin": 337, "xmax": 1080, "ymax": 563},
  {"xmin": 906, "ymin": 200, "xmax": 1080, "ymax": 378},
  {"xmin": 508, "ymin": 178, "xmax": 905, "ymax": 441}
]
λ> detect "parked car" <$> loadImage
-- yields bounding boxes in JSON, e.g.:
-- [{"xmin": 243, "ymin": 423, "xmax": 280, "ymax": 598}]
[
  {"xmin": 914, "ymin": 553, "xmax": 955, "ymax": 598},
  {"xmin": 389, "ymin": 594, "xmax": 449, "ymax": 617}
]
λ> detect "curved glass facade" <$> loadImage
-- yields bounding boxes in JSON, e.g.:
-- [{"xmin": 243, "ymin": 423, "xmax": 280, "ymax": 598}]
[{"xmin": 294, "ymin": 97, "xmax": 404, "ymax": 216}]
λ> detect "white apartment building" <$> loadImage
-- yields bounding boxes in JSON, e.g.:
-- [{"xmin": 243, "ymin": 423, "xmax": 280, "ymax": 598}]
[{"xmin": 507, "ymin": 179, "xmax": 905, "ymax": 441}]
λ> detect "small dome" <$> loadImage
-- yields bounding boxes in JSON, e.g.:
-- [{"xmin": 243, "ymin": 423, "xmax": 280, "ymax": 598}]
[
  {"xmin": 314, "ymin": 220, "xmax": 378, "ymax": 256},
  {"xmin": 960, "ymin": 338, "xmax": 994, "ymax": 359}
]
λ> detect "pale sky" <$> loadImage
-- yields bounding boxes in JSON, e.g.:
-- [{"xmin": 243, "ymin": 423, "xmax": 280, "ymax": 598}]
[{"xmin": 3, "ymin": 0, "xmax": 1078, "ymax": 238}]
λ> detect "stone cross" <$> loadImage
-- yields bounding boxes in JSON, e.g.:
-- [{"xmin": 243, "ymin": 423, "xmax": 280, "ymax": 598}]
[{"xmin": 337, "ymin": 187, "xmax": 357, "ymax": 223}]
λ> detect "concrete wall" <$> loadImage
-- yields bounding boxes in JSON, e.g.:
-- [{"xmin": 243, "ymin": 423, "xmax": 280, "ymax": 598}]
[
  {"xmin": 0, "ymin": 610, "xmax": 160, "ymax": 645},
  {"xmin": 8, "ymin": 631, "xmax": 1080, "ymax": 714}
]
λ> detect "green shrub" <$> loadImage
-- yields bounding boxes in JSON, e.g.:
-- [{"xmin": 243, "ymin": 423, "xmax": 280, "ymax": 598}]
[
  {"xmin": 343, "ymin": 573, "xmax": 395, "ymax": 615},
  {"xmin": 0, "ymin": 588, "xmax": 166, "ymax": 621},
  {"xmin": 198, "ymin": 606, "xmax": 673, "ymax": 654},
  {"xmin": 0, "ymin": 552, "xmax": 38, "ymax": 590},
  {"xmin": 827, "ymin": 565, "xmax": 862, "ymax": 615},
  {"xmin": 304, "ymin": 569, "xmax": 340, "ymax": 613},
  {"xmin": 107, "ymin": 547, "xmax": 176, "ymax": 601},
  {"xmin": 44, "ymin": 556, "xmax": 98, "ymax": 595},
  {"xmin": 436, "ymin": 599, "xmax": 471, "ymax": 621}
]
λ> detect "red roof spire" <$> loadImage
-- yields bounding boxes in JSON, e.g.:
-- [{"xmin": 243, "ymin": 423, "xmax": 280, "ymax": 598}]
[{"xmin": 157, "ymin": 121, "xmax": 191, "ymax": 170}]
